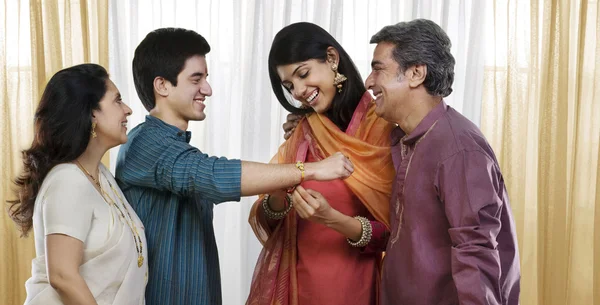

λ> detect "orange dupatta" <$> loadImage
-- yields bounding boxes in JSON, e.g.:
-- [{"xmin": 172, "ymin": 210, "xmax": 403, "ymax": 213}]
[{"xmin": 247, "ymin": 92, "xmax": 395, "ymax": 305}]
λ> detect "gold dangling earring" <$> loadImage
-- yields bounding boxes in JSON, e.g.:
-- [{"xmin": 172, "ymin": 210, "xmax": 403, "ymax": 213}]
[
  {"xmin": 91, "ymin": 122, "xmax": 97, "ymax": 138},
  {"xmin": 331, "ymin": 63, "xmax": 347, "ymax": 93}
]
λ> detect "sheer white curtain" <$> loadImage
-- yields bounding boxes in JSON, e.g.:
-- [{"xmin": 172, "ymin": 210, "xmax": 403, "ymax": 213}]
[{"xmin": 108, "ymin": 0, "xmax": 485, "ymax": 303}]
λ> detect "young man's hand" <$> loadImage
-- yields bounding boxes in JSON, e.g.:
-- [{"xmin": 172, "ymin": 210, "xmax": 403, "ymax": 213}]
[{"xmin": 304, "ymin": 152, "xmax": 354, "ymax": 181}]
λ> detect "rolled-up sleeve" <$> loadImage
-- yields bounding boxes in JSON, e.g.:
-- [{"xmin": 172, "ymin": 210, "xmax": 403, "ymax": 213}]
[
  {"xmin": 119, "ymin": 131, "xmax": 241, "ymax": 203},
  {"xmin": 435, "ymin": 149, "xmax": 505, "ymax": 305}
]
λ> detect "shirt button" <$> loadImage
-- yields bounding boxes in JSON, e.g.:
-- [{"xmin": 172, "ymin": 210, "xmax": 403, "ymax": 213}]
[{"xmin": 177, "ymin": 132, "xmax": 183, "ymax": 136}]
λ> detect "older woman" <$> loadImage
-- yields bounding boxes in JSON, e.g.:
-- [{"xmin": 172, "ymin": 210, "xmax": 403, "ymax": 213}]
[{"xmin": 8, "ymin": 63, "xmax": 147, "ymax": 305}]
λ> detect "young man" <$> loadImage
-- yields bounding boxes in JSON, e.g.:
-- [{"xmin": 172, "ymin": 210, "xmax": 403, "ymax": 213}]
[
  {"xmin": 365, "ymin": 19, "xmax": 521, "ymax": 305},
  {"xmin": 116, "ymin": 28, "xmax": 353, "ymax": 305}
]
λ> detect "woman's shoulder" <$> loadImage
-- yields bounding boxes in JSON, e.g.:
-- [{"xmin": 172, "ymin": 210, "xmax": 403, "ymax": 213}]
[
  {"xmin": 43, "ymin": 163, "xmax": 91, "ymax": 190},
  {"xmin": 33, "ymin": 163, "xmax": 94, "ymax": 206},
  {"xmin": 47, "ymin": 163, "xmax": 82, "ymax": 178}
]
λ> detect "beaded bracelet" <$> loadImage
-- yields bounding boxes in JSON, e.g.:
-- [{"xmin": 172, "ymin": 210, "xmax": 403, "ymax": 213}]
[
  {"xmin": 262, "ymin": 193, "xmax": 294, "ymax": 220},
  {"xmin": 347, "ymin": 216, "xmax": 373, "ymax": 248}
]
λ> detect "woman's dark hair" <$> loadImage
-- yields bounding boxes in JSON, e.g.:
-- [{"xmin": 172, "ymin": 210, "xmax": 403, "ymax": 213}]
[
  {"xmin": 7, "ymin": 63, "xmax": 109, "ymax": 236},
  {"xmin": 268, "ymin": 22, "xmax": 365, "ymax": 131}
]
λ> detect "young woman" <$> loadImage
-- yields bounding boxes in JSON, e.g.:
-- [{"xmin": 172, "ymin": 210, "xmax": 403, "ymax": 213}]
[{"xmin": 247, "ymin": 23, "xmax": 395, "ymax": 305}]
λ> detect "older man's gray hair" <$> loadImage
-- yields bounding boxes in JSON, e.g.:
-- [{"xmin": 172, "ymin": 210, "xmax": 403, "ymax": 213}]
[{"xmin": 370, "ymin": 19, "xmax": 455, "ymax": 97}]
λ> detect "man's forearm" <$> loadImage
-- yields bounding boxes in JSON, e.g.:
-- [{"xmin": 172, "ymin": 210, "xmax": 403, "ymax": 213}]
[
  {"xmin": 240, "ymin": 152, "xmax": 351, "ymax": 196},
  {"xmin": 240, "ymin": 161, "xmax": 306, "ymax": 196},
  {"xmin": 451, "ymin": 246, "xmax": 502, "ymax": 305}
]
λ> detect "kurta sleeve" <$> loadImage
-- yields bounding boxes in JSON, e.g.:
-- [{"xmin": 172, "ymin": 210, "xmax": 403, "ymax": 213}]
[
  {"xmin": 118, "ymin": 131, "xmax": 242, "ymax": 203},
  {"xmin": 435, "ymin": 149, "xmax": 506, "ymax": 305}
]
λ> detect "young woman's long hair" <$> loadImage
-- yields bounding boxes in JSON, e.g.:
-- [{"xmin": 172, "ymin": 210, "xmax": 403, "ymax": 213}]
[
  {"xmin": 268, "ymin": 22, "xmax": 366, "ymax": 132},
  {"xmin": 8, "ymin": 63, "xmax": 109, "ymax": 236}
]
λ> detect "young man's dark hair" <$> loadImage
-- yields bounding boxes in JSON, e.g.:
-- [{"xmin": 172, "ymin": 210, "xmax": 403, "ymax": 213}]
[{"xmin": 132, "ymin": 28, "xmax": 211, "ymax": 111}]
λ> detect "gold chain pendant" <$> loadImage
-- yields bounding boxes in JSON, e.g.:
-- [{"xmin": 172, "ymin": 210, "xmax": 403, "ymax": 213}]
[{"xmin": 99, "ymin": 172, "xmax": 145, "ymax": 269}]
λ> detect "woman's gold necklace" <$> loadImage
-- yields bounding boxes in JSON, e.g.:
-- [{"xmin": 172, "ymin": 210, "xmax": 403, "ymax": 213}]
[{"xmin": 75, "ymin": 161, "xmax": 144, "ymax": 268}]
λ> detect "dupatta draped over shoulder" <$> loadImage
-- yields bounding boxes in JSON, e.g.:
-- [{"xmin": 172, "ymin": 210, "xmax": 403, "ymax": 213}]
[{"xmin": 247, "ymin": 92, "xmax": 395, "ymax": 305}]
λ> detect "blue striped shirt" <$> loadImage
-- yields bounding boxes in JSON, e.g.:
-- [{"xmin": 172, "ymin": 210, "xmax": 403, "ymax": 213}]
[{"xmin": 116, "ymin": 115, "xmax": 241, "ymax": 305}]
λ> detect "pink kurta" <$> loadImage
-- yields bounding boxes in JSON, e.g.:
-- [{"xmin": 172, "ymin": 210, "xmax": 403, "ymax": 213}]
[
  {"xmin": 296, "ymin": 152, "xmax": 378, "ymax": 305},
  {"xmin": 246, "ymin": 91, "xmax": 394, "ymax": 305}
]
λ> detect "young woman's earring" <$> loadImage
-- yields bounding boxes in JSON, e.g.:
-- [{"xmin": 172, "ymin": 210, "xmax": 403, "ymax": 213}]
[{"xmin": 331, "ymin": 63, "xmax": 347, "ymax": 93}]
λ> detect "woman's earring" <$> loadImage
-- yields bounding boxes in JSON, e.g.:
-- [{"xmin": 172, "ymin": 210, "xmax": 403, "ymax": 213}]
[
  {"xmin": 331, "ymin": 63, "xmax": 347, "ymax": 93},
  {"xmin": 91, "ymin": 122, "xmax": 97, "ymax": 138}
]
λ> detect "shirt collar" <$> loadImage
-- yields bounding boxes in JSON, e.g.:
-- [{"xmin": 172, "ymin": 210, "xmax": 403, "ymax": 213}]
[
  {"xmin": 390, "ymin": 100, "xmax": 447, "ymax": 146},
  {"xmin": 390, "ymin": 126, "xmax": 406, "ymax": 146},
  {"xmin": 145, "ymin": 115, "xmax": 192, "ymax": 143}
]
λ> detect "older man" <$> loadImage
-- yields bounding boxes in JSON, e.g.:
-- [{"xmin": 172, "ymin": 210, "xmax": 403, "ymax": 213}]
[{"xmin": 364, "ymin": 19, "xmax": 521, "ymax": 305}]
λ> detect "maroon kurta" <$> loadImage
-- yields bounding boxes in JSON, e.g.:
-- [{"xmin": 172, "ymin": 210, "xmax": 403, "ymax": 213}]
[{"xmin": 381, "ymin": 101, "xmax": 520, "ymax": 305}]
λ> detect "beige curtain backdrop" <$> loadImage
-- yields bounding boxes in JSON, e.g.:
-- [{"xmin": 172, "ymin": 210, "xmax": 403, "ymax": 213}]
[
  {"xmin": 482, "ymin": 0, "xmax": 600, "ymax": 304},
  {"xmin": 0, "ymin": 1, "xmax": 108, "ymax": 304},
  {"xmin": 2, "ymin": 0, "xmax": 599, "ymax": 305}
]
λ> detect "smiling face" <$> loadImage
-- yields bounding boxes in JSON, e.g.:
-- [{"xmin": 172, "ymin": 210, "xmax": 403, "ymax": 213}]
[
  {"xmin": 276, "ymin": 47, "xmax": 341, "ymax": 114},
  {"xmin": 365, "ymin": 42, "xmax": 411, "ymax": 122},
  {"xmin": 92, "ymin": 79, "xmax": 132, "ymax": 147},
  {"xmin": 165, "ymin": 55, "xmax": 213, "ymax": 122}
]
